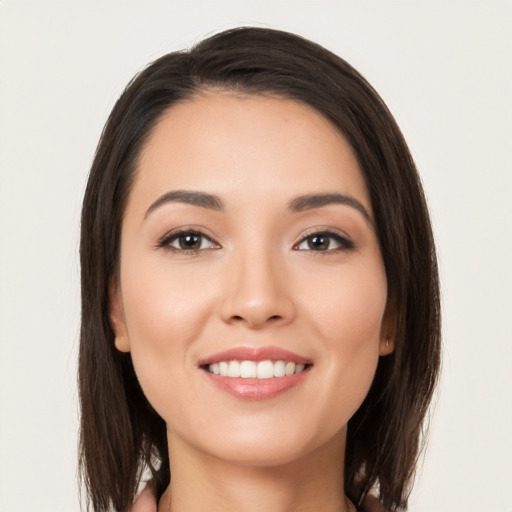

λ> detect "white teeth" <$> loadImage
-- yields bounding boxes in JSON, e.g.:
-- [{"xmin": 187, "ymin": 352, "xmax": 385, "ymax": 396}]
[
  {"xmin": 240, "ymin": 360, "xmax": 257, "ymax": 378},
  {"xmin": 285, "ymin": 362, "xmax": 295, "ymax": 376},
  {"xmin": 273, "ymin": 360, "xmax": 286, "ymax": 377},
  {"xmin": 257, "ymin": 360, "xmax": 274, "ymax": 379},
  {"xmin": 227, "ymin": 360, "xmax": 240, "ymax": 377},
  {"xmin": 219, "ymin": 361, "xmax": 228, "ymax": 376},
  {"xmin": 208, "ymin": 359, "xmax": 307, "ymax": 378}
]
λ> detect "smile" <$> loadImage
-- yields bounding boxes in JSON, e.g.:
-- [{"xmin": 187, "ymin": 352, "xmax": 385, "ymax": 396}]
[
  {"xmin": 208, "ymin": 360, "xmax": 307, "ymax": 378},
  {"xmin": 199, "ymin": 346, "xmax": 313, "ymax": 400}
]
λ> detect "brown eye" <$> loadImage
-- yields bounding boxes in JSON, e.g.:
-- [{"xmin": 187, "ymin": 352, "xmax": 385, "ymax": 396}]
[
  {"xmin": 295, "ymin": 231, "xmax": 354, "ymax": 252},
  {"xmin": 160, "ymin": 230, "xmax": 218, "ymax": 252},
  {"xmin": 177, "ymin": 233, "xmax": 202, "ymax": 250},
  {"xmin": 307, "ymin": 235, "xmax": 330, "ymax": 251}
]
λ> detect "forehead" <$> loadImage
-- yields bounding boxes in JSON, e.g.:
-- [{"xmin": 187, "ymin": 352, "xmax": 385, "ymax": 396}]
[{"xmin": 131, "ymin": 92, "xmax": 371, "ymax": 214}]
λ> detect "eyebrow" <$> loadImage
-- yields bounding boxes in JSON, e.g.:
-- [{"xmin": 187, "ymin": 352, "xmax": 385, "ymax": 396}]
[
  {"xmin": 144, "ymin": 189, "xmax": 372, "ymax": 226},
  {"xmin": 144, "ymin": 190, "xmax": 224, "ymax": 219},
  {"xmin": 288, "ymin": 193, "xmax": 373, "ymax": 225}
]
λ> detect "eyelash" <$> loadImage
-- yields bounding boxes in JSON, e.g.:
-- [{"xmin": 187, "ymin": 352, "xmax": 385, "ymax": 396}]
[
  {"xmin": 157, "ymin": 229, "xmax": 219, "ymax": 254},
  {"xmin": 156, "ymin": 228, "xmax": 354, "ymax": 254},
  {"xmin": 294, "ymin": 229, "xmax": 354, "ymax": 253}
]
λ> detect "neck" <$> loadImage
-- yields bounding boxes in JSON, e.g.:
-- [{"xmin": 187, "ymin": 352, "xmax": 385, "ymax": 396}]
[{"xmin": 158, "ymin": 428, "xmax": 355, "ymax": 512}]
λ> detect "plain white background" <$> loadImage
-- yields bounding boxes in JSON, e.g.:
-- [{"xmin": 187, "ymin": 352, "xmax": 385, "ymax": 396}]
[{"xmin": 0, "ymin": 1, "xmax": 511, "ymax": 511}]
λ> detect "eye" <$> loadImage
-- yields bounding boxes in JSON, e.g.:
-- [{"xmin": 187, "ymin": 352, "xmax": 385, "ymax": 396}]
[
  {"xmin": 295, "ymin": 230, "xmax": 353, "ymax": 252},
  {"xmin": 158, "ymin": 229, "xmax": 219, "ymax": 253}
]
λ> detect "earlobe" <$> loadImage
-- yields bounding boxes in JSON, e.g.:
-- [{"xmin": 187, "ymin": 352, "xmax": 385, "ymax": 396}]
[
  {"xmin": 379, "ymin": 336, "xmax": 395, "ymax": 356},
  {"xmin": 379, "ymin": 298, "xmax": 397, "ymax": 356},
  {"xmin": 109, "ymin": 279, "xmax": 131, "ymax": 353},
  {"xmin": 115, "ymin": 334, "xmax": 131, "ymax": 353}
]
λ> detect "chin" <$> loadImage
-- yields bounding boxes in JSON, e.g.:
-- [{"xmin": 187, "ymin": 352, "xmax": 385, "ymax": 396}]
[
  {"xmin": 216, "ymin": 441, "xmax": 308, "ymax": 468},
  {"xmin": 172, "ymin": 418, "xmax": 347, "ymax": 470}
]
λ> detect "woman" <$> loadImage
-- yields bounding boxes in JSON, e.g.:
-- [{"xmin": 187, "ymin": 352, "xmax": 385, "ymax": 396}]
[{"xmin": 79, "ymin": 27, "xmax": 440, "ymax": 512}]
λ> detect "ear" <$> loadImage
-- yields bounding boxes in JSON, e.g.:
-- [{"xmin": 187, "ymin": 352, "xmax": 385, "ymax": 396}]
[
  {"xmin": 379, "ymin": 298, "xmax": 397, "ymax": 356},
  {"xmin": 109, "ymin": 278, "xmax": 131, "ymax": 353}
]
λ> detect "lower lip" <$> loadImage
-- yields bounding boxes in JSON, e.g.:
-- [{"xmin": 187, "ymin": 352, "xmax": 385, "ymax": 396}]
[{"xmin": 203, "ymin": 368, "xmax": 311, "ymax": 400}]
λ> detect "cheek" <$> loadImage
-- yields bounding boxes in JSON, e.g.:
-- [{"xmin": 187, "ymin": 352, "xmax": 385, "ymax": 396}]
[
  {"xmin": 299, "ymin": 263, "xmax": 386, "ymax": 423},
  {"xmin": 303, "ymin": 261, "xmax": 387, "ymax": 344},
  {"xmin": 121, "ymin": 257, "xmax": 216, "ymax": 340},
  {"xmin": 119, "ymin": 260, "xmax": 216, "ymax": 414}
]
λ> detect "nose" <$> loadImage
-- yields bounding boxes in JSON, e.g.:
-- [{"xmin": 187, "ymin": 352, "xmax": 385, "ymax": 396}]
[{"xmin": 220, "ymin": 249, "xmax": 296, "ymax": 329}]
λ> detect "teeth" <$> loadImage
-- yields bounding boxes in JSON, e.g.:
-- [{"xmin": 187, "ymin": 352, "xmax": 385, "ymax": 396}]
[
  {"xmin": 257, "ymin": 360, "xmax": 274, "ymax": 379},
  {"xmin": 240, "ymin": 360, "xmax": 257, "ymax": 378},
  {"xmin": 227, "ymin": 360, "xmax": 240, "ymax": 377},
  {"xmin": 208, "ymin": 359, "xmax": 308, "ymax": 378},
  {"xmin": 273, "ymin": 360, "xmax": 286, "ymax": 377},
  {"xmin": 285, "ymin": 362, "xmax": 295, "ymax": 376}
]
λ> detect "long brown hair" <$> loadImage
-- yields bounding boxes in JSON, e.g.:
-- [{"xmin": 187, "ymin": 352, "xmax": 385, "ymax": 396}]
[{"xmin": 79, "ymin": 27, "xmax": 441, "ymax": 511}]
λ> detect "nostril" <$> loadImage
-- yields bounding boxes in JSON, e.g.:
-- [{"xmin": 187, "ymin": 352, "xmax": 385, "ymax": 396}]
[{"xmin": 226, "ymin": 312, "xmax": 289, "ymax": 328}]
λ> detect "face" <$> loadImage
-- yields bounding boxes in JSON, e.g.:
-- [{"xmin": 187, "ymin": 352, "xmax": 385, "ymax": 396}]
[{"xmin": 110, "ymin": 92, "xmax": 393, "ymax": 468}]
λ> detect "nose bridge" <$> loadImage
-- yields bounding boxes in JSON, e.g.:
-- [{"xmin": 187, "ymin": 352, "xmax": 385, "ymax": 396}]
[{"xmin": 221, "ymin": 241, "xmax": 294, "ymax": 328}]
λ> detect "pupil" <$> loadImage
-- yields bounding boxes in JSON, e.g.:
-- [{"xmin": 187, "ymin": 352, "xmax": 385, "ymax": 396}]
[
  {"xmin": 180, "ymin": 233, "xmax": 200, "ymax": 249},
  {"xmin": 309, "ymin": 235, "xmax": 329, "ymax": 250}
]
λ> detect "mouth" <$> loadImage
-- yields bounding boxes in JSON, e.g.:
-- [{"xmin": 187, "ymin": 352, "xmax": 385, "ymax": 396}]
[
  {"xmin": 202, "ymin": 360, "xmax": 310, "ymax": 379},
  {"xmin": 198, "ymin": 346, "xmax": 313, "ymax": 399}
]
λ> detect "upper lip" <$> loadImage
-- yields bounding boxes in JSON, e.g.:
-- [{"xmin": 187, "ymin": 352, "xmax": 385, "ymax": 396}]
[{"xmin": 198, "ymin": 346, "xmax": 312, "ymax": 366}]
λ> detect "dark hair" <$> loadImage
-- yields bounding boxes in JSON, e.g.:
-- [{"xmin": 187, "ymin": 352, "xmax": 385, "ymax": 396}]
[{"xmin": 79, "ymin": 26, "xmax": 440, "ymax": 512}]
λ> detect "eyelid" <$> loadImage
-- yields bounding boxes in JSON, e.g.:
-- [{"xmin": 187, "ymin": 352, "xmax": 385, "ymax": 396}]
[
  {"xmin": 293, "ymin": 227, "xmax": 354, "ymax": 252},
  {"xmin": 156, "ymin": 226, "xmax": 221, "ymax": 253},
  {"xmin": 155, "ymin": 225, "xmax": 353, "ymax": 254}
]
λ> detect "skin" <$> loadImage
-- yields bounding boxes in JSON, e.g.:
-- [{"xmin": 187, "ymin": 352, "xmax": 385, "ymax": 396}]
[
  {"xmin": 129, "ymin": 489, "xmax": 386, "ymax": 512},
  {"xmin": 111, "ymin": 92, "xmax": 394, "ymax": 512}
]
